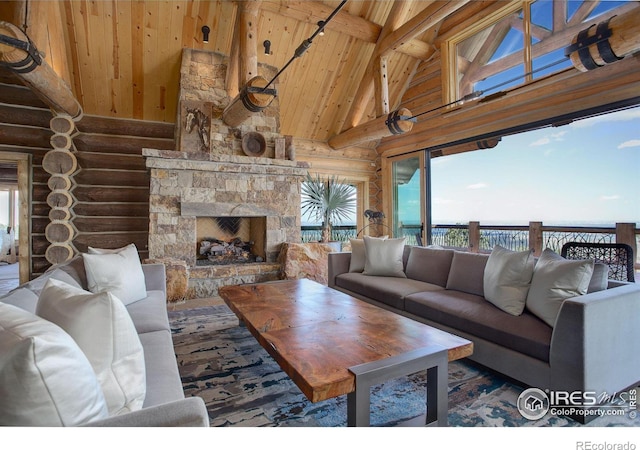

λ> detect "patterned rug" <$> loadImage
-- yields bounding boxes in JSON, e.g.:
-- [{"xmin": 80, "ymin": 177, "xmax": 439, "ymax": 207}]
[{"xmin": 169, "ymin": 305, "xmax": 639, "ymax": 427}]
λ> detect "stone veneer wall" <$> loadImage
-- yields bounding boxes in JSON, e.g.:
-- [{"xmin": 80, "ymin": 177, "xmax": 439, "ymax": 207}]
[{"xmin": 145, "ymin": 149, "xmax": 308, "ymax": 298}]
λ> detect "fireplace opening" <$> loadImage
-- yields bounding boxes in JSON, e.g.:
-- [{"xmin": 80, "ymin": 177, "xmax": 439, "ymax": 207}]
[{"xmin": 196, "ymin": 216, "xmax": 266, "ymax": 266}]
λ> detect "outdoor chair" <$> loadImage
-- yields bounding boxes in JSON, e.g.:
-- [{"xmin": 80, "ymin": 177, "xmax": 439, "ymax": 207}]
[{"xmin": 560, "ymin": 241, "xmax": 635, "ymax": 282}]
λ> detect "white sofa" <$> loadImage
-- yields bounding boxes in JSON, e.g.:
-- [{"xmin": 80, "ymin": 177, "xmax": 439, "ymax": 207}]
[{"xmin": 0, "ymin": 255, "xmax": 209, "ymax": 427}]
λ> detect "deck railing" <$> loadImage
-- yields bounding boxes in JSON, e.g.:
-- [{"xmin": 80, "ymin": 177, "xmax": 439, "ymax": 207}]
[{"xmin": 301, "ymin": 222, "xmax": 639, "ymax": 267}]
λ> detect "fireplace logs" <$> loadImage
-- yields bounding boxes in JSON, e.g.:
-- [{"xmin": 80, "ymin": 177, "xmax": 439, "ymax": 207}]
[{"xmin": 198, "ymin": 237, "xmax": 263, "ymax": 266}]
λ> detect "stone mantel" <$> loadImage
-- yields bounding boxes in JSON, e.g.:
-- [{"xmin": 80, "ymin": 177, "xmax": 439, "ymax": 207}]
[
  {"xmin": 181, "ymin": 202, "xmax": 281, "ymax": 217},
  {"xmin": 143, "ymin": 148, "xmax": 309, "ymax": 175}
]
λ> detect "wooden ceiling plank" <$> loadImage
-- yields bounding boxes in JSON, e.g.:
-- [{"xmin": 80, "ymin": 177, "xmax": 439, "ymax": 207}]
[{"xmin": 131, "ymin": 0, "xmax": 145, "ymax": 120}]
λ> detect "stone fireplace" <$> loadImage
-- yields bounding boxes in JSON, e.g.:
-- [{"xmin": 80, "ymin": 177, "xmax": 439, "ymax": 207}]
[{"xmin": 144, "ymin": 49, "xmax": 308, "ymax": 298}]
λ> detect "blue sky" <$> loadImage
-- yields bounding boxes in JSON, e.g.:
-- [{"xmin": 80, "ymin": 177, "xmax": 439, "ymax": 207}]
[{"xmin": 429, "ymin": 106, "xmax": 640, "ymax": 226}]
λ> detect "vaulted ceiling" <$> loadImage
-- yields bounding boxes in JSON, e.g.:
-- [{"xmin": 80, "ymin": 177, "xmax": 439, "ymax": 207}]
[{"xmin": 0, "ymin": 0, "xmax": 480, "ymax": 143}]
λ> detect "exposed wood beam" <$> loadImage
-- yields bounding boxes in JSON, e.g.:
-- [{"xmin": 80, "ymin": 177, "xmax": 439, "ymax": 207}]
[
  {"xmin": 225, "ymin": 3, "xmax": 240, "ymax": 98},
  {"xmin": 343, "ymin": 1, "xmax": 415, "ymax": 129},
  {"xmin": 376, "ymin": 0, "xmax": 471, "ymax": 57},
  {"xmin": 239, "ymin": 0, "xmax": 261, "ymax": 85}
]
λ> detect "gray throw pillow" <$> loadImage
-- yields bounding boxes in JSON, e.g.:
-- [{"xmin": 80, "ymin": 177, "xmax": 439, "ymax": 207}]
[
  {"xmin": 526, "ymin": 249, "xmax": 594, "ymax": 327},
  {"xmin": 483, "ymin": 245, "xmax": 535, "ymax": 316},
  {"xmin": 588, "ymin": 262, "xmax": 608, "ymax": 293},
  {"xmin": 405, "ymin": 246, "xmax": 454, "ymax": 287},
  {"xmin": 446, "ymin": 251, "xmax": 490, "ymax": 296},
  {"xmin": 362, "ymin": 236, "xmax": 407, "ymax": 278},
  {"xmin": 349, "ymin": 236, "xmax": 388, "ymax": 273}
]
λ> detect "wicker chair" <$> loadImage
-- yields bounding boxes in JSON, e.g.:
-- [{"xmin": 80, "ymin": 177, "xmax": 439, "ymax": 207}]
[{"xmin": 560, "ymin": 242, "xmax": 635, "ymax": 282}]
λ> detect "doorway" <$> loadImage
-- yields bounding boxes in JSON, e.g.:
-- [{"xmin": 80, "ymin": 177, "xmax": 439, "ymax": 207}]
[{"xmin": 0, "ymin": 152, "xmax": 31, "ymax": 292}]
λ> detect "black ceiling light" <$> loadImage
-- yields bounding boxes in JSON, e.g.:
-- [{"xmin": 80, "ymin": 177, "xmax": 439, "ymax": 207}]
[
  {"xmin": 263, "ymin": 40, "xmax": 272, "ymax": 55},
  {"xmin": 202, "ymin": 25, "xmax": 210, "ymax": 43}
]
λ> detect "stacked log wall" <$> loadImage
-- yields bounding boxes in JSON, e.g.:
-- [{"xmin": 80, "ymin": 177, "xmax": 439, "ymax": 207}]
[{"xmin": 0, "ymin": 79, "xmax": 175, "ymax": 277}]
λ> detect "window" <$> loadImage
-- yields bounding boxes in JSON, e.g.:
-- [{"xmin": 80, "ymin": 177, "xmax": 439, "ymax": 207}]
[
  {"xmin": 391, "ymin": 155, "xmax": 423, "ymax": 245},
  {"xmin": 447, "ymin": 0, "xmax": 629, "ymax": 102}
]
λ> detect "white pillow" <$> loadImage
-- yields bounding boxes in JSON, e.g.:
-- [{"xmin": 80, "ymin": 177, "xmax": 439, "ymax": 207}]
[
  {"xmin": 83, "ymin": 243, "xmax": 147, "ymax": 305},
  {"xmin": 483, "ymin": 245, "xmax": 535, "ymax": 316},
  {"xmin": 526, "ymin": 249, "xmax": 594, "ymax": 327},
  {"xmin": 349, "ymin": 236, "xmax": 388, "ymax": 273},
  {"xmin": 0, "ymin": 303, "xmax": 109, "ymax": 426},
  {"xmin": 362, "ymin": 236, "xmax": 406, "ymax": 278},
  {"xmin": 37, "ymin": 279, "xmax": 146, "ymax": 416}
]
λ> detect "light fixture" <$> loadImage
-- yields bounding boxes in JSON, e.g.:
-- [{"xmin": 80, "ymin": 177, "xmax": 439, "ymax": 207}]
[
  {"xmin": 317, "ymin": 21, "xmax": 325, "ymax": 36},
  {"xmin": 201, "ymin": 25, "xmax": 210, "ymax": 43},
  {"xmin": 263, "ymin": 40, "xmax": 272, "ymax": 55}
]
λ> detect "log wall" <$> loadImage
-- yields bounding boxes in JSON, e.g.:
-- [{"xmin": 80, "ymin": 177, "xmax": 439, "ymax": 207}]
[{"xmin": 0, "ymin": 77, "xmax": 175, "ymax": 277}]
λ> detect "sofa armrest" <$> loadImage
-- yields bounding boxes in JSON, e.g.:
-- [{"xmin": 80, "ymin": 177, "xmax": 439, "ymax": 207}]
[
  {"xmin": 328, "ymin": 252, "xmax": 351, "ymax": 288},
  {"xmin": 85, "ymin": 397, "xmax": 209, "ymax": 427},
  {"xmin": 142, "ymin": 263, "xmax": 167, "ymax": 296},
  {"xmin": 550, "ymin": 283, "xmax": 640, "ymax": 394}
]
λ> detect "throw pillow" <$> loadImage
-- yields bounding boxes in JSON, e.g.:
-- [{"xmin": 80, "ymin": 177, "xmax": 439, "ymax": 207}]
[
  {"xmin": 348, "ymin": 236, "xmax": 388, "ymax": 273},
  {"xmin": 405, "ymin": 246, "xmax": 454, "ymax": 287},
  {"xmin": 362, "ymin": 236, "xmax": 407, "ymax": 278},
  {"xmin": 588, "ymin": 262, "xmax": 608, "ymax": 293},
  {"xmin": 83, "ymin": 243, "xmax": 147, "ymax": 305},
  {"xmin": 446, "ymin": 251, "xmax": 490, "ymax": 296},
  {"xmin": 37, "ymin": 279, "xmax": 146, "ymax": 416},
  {"xmin": 0, "ymin": 303, "xmax": 109, "ymax": 426},
  {"xmin": 483, "ymin": 245, "xmax": 535, "ymax": 316},
  {"xmin": 526, "ymin": 249, "xmax": 594, "ymax": 327}
]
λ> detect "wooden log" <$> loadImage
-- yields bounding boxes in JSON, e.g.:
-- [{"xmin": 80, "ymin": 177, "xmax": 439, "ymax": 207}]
[
  {"xmin": 73, "ymin": 169, "xmax": 149, "ymax": 187},
  {"xmin": 47, "ymin": 174, "xmax": 71, "ymax": 191},
  {"xmin": 239, "ymin": 0, "xmax": 261, "ymax": 84},
  {"xmin": 73, "ymin": 202, "xmax": 149, "ymax": 217},
  {"xmin": 0, "ymin": 81, "xmax": 49, "ymax": 109},
  {"xmin": 45, "ymin": 221, "xmax": 74, "ymax": 243},
  {"xmin": 431, "ymin": 137, "xmax": 501, "ymax": 157},
  {"xmin": 50, "ymin": 115, "xmax": 75, "ymax": 134},
  {"xmin": 45, "ymin": 243, "xmax": 74, "ymax": 265},
  {"xmin": 72, "ymin": 216, "xmax": 149, "ymax": 233},
  {"xmin": 0, "ymin": 21, "xmax": 82, "ymax": 118},
  {"xmin": 74, "ymin": 152, "xmax": 146, "ymax": 170},
  {"xmin": 0, "ymin": 123, "xmax": 52, "ymax": 148},
  {"xmin": 72, "ymin": 186, "xmax": 149, "ymax": 203},
  {"xmin": 569, "ymin": 8, "xmax": 640, "ymax": 72},
  {"xmin": 328, "ymin": 108, "xmax": 414, "ymax": 150},
  {"xmin": 42, "ymin": 149, "xmax": 77, "ymax": 175},
  {"xmin": 73, "ymin": 132, "xmax": 175, "ymax": 154},
  {"xmin": 49, "ymin": 133, "xmax": 72, "ymax": 150},
  {"xmin": 72, "ymin": 232, "xmax": 149, "ymax": 253},
  {"xmin": 0, "ymin": 102, "xmax": 51, "ymax": 127},
  {"xmin": 222, "ymin": 76, "xmax": 275, "ymax": 127},
  {"xmin": 48, "ymin": 207, "xmax": 71, "ymax": 221},
  {"xmin": 46, "ymin": 190, "xmax": 73, "ymax": 209},
  {"xmin": 77, "ymin": 114, "xmax": 175, "ymax": 139}
]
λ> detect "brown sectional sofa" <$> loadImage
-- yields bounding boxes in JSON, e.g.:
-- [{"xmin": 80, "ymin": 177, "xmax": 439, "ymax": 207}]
[{"xmin": 328, "ymin": 245, "xmax": 640, "ymax": 420}]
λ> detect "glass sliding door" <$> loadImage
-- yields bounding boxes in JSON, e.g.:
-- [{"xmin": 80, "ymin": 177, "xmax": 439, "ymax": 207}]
[{"xmin": 391, "ymin": 155, "xmax": 424, "ymax": 245}]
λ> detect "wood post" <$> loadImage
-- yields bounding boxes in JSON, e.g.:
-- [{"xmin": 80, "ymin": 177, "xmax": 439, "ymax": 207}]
[
  {"xmin": 468, "ymin": 221, "xmax": 480, "ymax": 253},
  {"xmin": 0, "ymin": 21, "xmax": 82, "ymax": 119},
  {"xmin": 616, "ymin": 223, "xmax": 637, "ymax": 268},
  {"xmin": 328, "ymin": 108, "xmax": 415, "ymax": 150},
  {"xmin": 529, "ymin": 221, "xmax": 544, "ymax": 256},
  {"xmin": 568, "ymin": 8, "xmax": 640, "ymax": 72}
]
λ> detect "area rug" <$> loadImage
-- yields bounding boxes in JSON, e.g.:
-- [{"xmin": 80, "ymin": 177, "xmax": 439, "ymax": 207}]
[{"xmin": 169, "ymin": 305, "xmax": 639, "ymax": 427}]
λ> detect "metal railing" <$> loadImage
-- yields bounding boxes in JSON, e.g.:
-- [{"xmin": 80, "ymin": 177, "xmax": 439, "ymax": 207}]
[{"xmin": 301, "ymin": 225, "xmax": 357, "ymax": 243}]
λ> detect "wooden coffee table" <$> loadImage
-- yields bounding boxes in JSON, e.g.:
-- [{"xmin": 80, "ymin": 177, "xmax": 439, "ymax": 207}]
[{"xmin": 218, "ymin": 278, "xmax": 473, "ymax": 426}]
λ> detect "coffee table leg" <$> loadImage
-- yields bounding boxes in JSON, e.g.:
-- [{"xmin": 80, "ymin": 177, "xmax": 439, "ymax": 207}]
[{"xmin": 347, "ymin": 345, "xmax": 448, "ymax": 427}]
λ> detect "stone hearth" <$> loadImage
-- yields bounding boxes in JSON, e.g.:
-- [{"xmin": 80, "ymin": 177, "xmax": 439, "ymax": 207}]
[{"xmin": 145, "ymin": 149, "xmax": 307, "ymax": 297}]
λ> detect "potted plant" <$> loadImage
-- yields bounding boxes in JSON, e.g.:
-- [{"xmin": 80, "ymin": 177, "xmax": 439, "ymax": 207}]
[{"xmin": 301, "ymin": 173, "xmax": 355, "ymax": 248}]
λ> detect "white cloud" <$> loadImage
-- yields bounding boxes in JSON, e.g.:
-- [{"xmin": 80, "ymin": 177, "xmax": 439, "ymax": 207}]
[
  {"xmin": 617, "ymin": 140, "xmax": 640, "ymax": 149},
  {"xmin": 571, "ymin": 108, "xmax": 640, "ymax": 128},
  {"xmin": 600, "ymin": 195, "xmax": 620, "ymax": 201},
  {"xmin": 530, "ymin": 137, "xmax": 550, "ymax": 147},
  {"xmin": 433, "ymin": 197, "xmax": 453, "ymax": 205},
  {"xmin": 467, "ymin": 182, "xmax": 487, "ymax": 190},
  {"xmin": 550, "ymin": 131, "xmax": 567, "ymax": 140}
]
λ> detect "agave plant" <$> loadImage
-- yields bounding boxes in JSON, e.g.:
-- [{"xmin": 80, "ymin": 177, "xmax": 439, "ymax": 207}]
[{"xmin": 301, "ymin": 173, "xmax": 356, "ymax": 243}]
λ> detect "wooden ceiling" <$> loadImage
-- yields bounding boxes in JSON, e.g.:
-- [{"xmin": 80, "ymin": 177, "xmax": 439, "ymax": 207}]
[{"xmin": 0, "ymin": 0, "xmax": 483, "ymax": 143}]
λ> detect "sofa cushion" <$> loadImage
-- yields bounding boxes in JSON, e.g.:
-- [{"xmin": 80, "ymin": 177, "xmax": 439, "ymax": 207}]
[
  {"xmin": 138, "ymin": 330, "xmax": 186, "ymax": 408},
  {"xmin": 126, "ymin": 290, "xmax": 171, "ymax": 334},
  {"xmin": 37, "ymin": 279, "xmax": 146, "ymax": 416},
  {"xmin": 405, "ymin": 246, "xmax": 454, "ymax": 287},
  {"xmin": 46, "ymin": 255, "xmax": 88, "ymax": 289},
  {"xmin": 0, "ymin": 287, "xmax": 39, "ymax": 314},
  {"xmin": 83, "ymin": 243, "xmax": 147, "ymax": 305},
  {"xmin": 483, "ymin": 245, "xmax": 535, "ymax": 316},
  {"xmin": 404, "ymin": 290, "xmax": 552, "ymax": 362},
  {"xmin": 446, "ymin": 251, "xmax": 489, "ymax": 296},
  {"xmin": 526, "ymin": 249, "xmax": 594, "ymax": 327},
  {"xmin": 362, "ymin": 236, "xmax": 407, "ymax": 278},
  {"xmin": 335, "ymin": 272, "xmax": 443, "ymax": 310},
  {"xmin": 0, "ymin": 302, "xmax": 109, "ymax": 426}
]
